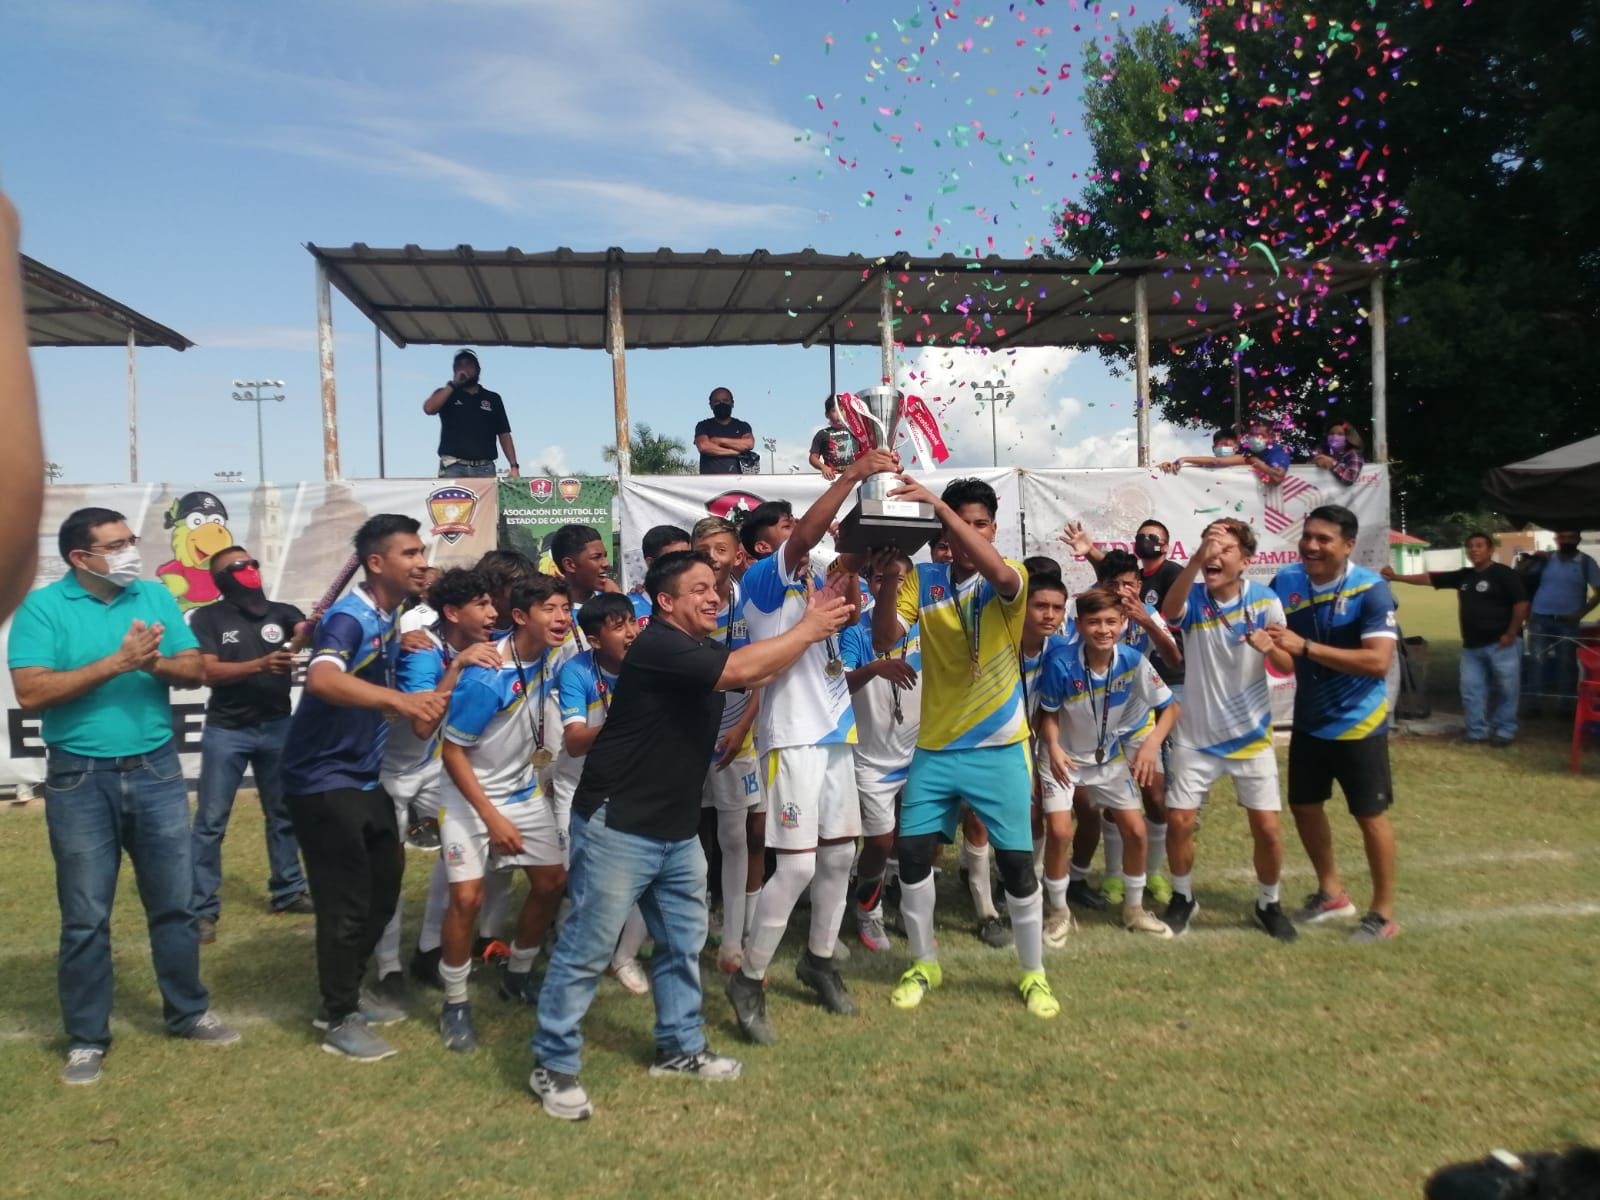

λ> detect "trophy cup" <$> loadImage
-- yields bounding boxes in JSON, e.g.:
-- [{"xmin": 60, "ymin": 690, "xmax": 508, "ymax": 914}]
[{"xmin": 834, "ymin": 385, "xmax": 942, "ymax": 555}]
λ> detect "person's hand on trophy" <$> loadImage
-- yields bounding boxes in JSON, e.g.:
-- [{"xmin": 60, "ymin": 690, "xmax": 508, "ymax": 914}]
[
  {"xmin": 885, "ymin": 473, "xmax": 940, "ymax": 511},
  {"xmin": 846, "ymin": 447, "xmax": 900, "ymax": 484}
]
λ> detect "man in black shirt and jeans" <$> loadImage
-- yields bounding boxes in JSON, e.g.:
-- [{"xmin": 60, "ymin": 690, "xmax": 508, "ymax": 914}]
[
  {"xmin": 694, "ymin": 386, "xmax": 756, "ymax": 475},
  {"xmin": 190, "ymin": 546, "xmax": 311, "ymax": 943},
  {"xmin": 530, "ymin": 549, "xmax": 851, "ymax": 1121},
  {"xmin": 423, "ymin": 350, "xmax": 520, "ymax": 479},
  {"xmin": 1385, "ymin": 531, "xmax": 1529, "ymax": 746}
]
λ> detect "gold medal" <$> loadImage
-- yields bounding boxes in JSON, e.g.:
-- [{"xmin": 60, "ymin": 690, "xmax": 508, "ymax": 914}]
[
  {"xmin": 826, "ymin": 657, "xmax": 845, "ymax": 679},
  {"xmin": 531, "ymin": 747, "xmax": 555, "ymax": 770}
]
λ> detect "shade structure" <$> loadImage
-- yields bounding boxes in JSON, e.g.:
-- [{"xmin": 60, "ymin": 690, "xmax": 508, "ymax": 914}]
[
  {"xmin": 23, "ymin": 255, "xmax": 192, "ymax": 350},
  {"xmin": 1483, "ymin": 435, "xmax": 1600, "ymax": 528}
]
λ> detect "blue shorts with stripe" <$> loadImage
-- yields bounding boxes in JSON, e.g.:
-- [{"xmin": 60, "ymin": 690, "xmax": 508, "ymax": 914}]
[{"xmin": 899, "ymin": 742, "xmax": 1034, "ymax": 852}]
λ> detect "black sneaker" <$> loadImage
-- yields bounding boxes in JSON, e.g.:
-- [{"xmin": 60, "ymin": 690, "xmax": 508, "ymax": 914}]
[
  {"xmin": 274, "ymin": 893, "xmax": 315, "ymax": 915},
  {"xmin": 648, "ymin": 1048, "xmax": 742, "ymax": 1080},
  {"xmin": 409, "ymin": 946, "xmax": 443, "ymax": 989},
  {"xmin": 976, "ymin": 915, "xmax": 1013, "ymax": 949},
  {"xmin": 1065, "ymin": 879, "xmax": 1109, "ymax": 911},
  {"xmin": 370, "ymin": 970, "xmax": 409, "ymax": 1010},
  {"xmin": 1163, "ymin": 893, "xmax": 1200, "ymax": 936},
  {"xmin": 795, "ymin": 950, "xmax": 856, "ymax": 1016},
  {"xmin": 1254, "ymin": 901, "xmax": 1299, "ymax": 943},
  {"xmin": 725, "ymin": 970, "xmax": 775, "ymax": 1045},
  {"xmin": 498, "ymin": 967, "xmax": 540, "ymax": 1006}
]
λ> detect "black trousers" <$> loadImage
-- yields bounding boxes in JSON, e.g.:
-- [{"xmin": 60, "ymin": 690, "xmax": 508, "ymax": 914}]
[{"xmin": 285, "ymin": 787, "xmax": 403, "ymax": 1022}]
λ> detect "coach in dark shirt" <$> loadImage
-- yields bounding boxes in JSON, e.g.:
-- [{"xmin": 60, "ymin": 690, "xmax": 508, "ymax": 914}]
[
  {"xmin": 190, "ymin": 546, "xmax": 311, "ymax": 942},
  {"xmin": 423, "ymin": 350, "xmax": 520, "ymax": 479},
  {"xmin": 528, "ymin": 550, "xmax": 850, "ymax": 1121},
  {"xmin": 694, "ymin": 387, "xmax": 756, "ymax": 475}
]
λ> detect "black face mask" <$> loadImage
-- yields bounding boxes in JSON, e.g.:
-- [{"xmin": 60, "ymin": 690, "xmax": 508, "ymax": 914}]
[
  {"xmin": 711, "ymin": 403, "xmax": 734, "ymax": 420},
  {"xmin": 1134, "ymin": 533, "xmax": 1163, "ymax": 560},
  {"xmin": 1558, "ymin": 544, "xmax": 1580, "ymax": 557}
]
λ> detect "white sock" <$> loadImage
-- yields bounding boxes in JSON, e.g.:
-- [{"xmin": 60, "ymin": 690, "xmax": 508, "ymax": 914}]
[
  {"xmin": 1102, "ymin": 820, "xmax": 1125, "ymax": 879},
  {"xmin": 1124, "ymin": 872, "xmax": 1147, "ymax": 910},
  {"xmin": 478, "ymin": 869, "xmax": 510, "ymax": 939},
  {"xmin": 1007, "ymin": 888, "xmax": 1045, "ymax": 974},
  {"xmin": 741, "ymin": 852, "xmax": 816, "ymax": 980},
  {"xmin": 1069, "ymin": 860, "xmax": 1091, "ymax": 883},
  {"xmin": 716, "ymin": 808, "xmax": 750, "ymax": 955},
  {"xmin": 1032, "ymin": 835, "xmax": 1047, "ymax": 880},
  {"xmin": 507, "ymin": 941, "xmax": 540, "ymax": 974},
  {"xmin": 1172, "ymin": 872, "xmax": 1194, "ymax": 900},
  {"xmin": 439, "ymin": 957, "xmax": 471, "ymax": 1004},
  {"xmin": 741, "ymin": 889, "xmax": 761, "ymax": 949},
  {"xmin": 612, "ymin": 906, "xmax": 648, "ymax": 968},
  {"xmin": 1147, "ymin": 821, "xmax": 1168, "ymax": 877},
  {"xmin": 900, "ymin": 874, "xmax": 938, "ymax": 963},
  {"xmin": 807, "ymin": 843, "xmax": 854, "ymax": 959},
  {"xmin": 961, "ymin": 841, "xmax": 999, "ymax": 920},
  {"xmin": 417, "ymin": 859, "xmax": 449, "ymax": 953},
  {"xmin": 1044, "ymin": 873, "xmax": 1068, "ymax": 910},
  {"xmin": 1258, "ymin": 880, "xmax": 1280, "ymax": 906}
]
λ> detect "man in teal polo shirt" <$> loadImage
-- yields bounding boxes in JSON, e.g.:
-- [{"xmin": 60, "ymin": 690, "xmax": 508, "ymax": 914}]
[{"xmin": 9, "ymin": 506, "xmax": 241, "ymax": 1086}]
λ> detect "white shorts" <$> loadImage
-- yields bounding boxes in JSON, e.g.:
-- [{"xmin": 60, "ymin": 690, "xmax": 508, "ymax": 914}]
[
  {"xmin": 764, "ymin": 743, "xmax": 860, "ymax": 851},
  {"xmin": 853, "ymin": 767, "xmax": 906, "ymax": 838},
  {"xmin": 1038, "ymin": 767, "xmax": 1074, "ymax": 815},
  {"xmin": 1076, "ymin": 771, "xmax": 1143, "ymax": 812},
  {"xmin": 703, "ymin": 755, "xmax": 762, "ymax": 812},
  {"xmin": 438, "ymin": 797, "xmax": 568, "ymax": 882},
  {"xmin": 1122, "ymin": 728, "xmax": 1163, "ymax": 776},
  {"xmin": 1165, "ymin": 744, "xmax": 1281, "ymax": 812}
]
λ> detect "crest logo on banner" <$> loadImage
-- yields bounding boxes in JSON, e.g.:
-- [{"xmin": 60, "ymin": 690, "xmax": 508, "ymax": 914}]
[
  {"xmin": 427, "ymin": 485, "xmax": 480, "ymax": 545},
  {"xmin": 528, "ymin": 478, "xmax": 554, "ymax": 505},
  {"xmin": 559, "ymin": 478, "xmax": 582, "ymax": 504},
  {"xmin": 1262, "ymin": 475, "xmax": 1324, "ymax": 543},
  {"xmin": 706, "ymin": 490, "xmax": 766, "ymax": 523}
]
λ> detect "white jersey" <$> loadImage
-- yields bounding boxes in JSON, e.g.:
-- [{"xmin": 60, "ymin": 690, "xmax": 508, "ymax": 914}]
[
  {"xmin": 840, "ymin": 615, "xmax": 920, "ymax": 785},
  {"xmin": 379, "ymin": 630, "xmax": 452, "ymax": 801},
  {"xmin": 742, "ymin": 545, "xmax": 856, "ymax": 752},
  {"xmin": 551, "ymin": 649, "xmax": 616, "ymax": 806},
  {"xmin": 1037, "ymin": 641, "xmax": 1173, "ymax": 787},
  {"xmin": 399, "ymin": 602, "xmax": 437, "ymax": 635},
  {"xmin": 437, "ymin": 639, "xmax": 562, "ymax": 813},
  {"xmin": 1169, "ymin": 579, "xmax": 1284, "ymax": 759}
]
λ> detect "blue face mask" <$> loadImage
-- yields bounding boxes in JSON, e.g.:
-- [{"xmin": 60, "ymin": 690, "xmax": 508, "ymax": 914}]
[
  {"xmin": 1243, "ymin": 434, "xmax": 1269, "ymax": 454},
  {"xmin": 1213, "ymin": 441, "xmax": 1238, "ymax": 457}
]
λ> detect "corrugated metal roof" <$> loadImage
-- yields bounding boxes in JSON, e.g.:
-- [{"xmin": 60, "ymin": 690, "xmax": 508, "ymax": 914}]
[
  {"xmin": 23, "ymin": 255, "xmax": 193, "ymax": 350},
  {"xmin": 306, "ymin": 244, "xmax": 1377, "ymax": 352}
]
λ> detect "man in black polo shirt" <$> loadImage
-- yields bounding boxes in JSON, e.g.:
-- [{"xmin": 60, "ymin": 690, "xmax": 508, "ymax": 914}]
[
  {"xmin": 1385, "ymin": 531, "xmax": 1529, "ymax": 746},
  {"xmin": 529, "ymin": 550, "xmax": 851, "ymax": 1121},
  {"xmin": 422, "ymin": 350, "xmax": 521, "ymax": 479},
  {"xmin": 694, "ymin": 386, "xmax": 756, "ymax": 475},
  {"xmin": 190, "ymin": 546, "xmax": 311, "ymax": 943}
]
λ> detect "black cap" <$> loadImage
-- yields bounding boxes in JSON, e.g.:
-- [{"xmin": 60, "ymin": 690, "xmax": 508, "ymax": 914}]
[{"xmin": 453, "ymin": 349, "xmax": 480, "ymax": 366}]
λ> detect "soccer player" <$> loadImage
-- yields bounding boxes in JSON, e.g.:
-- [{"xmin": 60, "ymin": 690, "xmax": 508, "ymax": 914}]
[
  {"xmin": 871, "ymin": 475, "xmax": 1060, "ymax": 1020},
  {"xmin": 1265, "ymin": 505, "xmax": 1401, "ymax": 943},
  {"xmin": 630, "ymin": 525, "xmax": 693, "ymax": 625},
  {"xmin": 1158, "ymin": 518, "xmax": 1297, "ymax": 941},
  {"xmin": 372, "ymin": 569, "xmax": 500, "ymax": 1004},
  {"xmin": 434, "ymin": 575, "xmax": 572, "ymax": 1052},
  {"xmin": 840, "ymin": 551, "xmax": 921, "ymax": 953},
  {"xmin": 692, "ymin": 516, "xmax": 764, "ymax": 973},
  {"xmin": 551, "ymin": 524, "xmax": 611, "ymax": 615},
  {"xmin": 725, "ymin": 448, "xmax": 897, "ymax": 1045},
  {"xmin": 1036, "ymin": 588, "xmax": 1180, "ymax": 937}
]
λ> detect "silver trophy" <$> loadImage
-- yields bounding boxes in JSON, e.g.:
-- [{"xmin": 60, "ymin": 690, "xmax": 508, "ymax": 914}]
[{"xmin": 835, "ymin": 384, "xmax": 941, "ymax": 555}]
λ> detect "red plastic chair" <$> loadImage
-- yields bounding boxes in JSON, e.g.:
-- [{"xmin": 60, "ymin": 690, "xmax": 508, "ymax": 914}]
[{"xmin": 1570, "ymin": 644, "xmax": 1600, "ymax": 773}]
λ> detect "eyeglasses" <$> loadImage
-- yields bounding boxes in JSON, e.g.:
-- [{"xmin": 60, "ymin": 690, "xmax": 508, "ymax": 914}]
[
  {"xmin": 222, "ymin": 559, "xmax": 261, "ymax": 573},
  {"xmin": 86, "ymin": 536, "xmax": 140, "ymax": 554}
]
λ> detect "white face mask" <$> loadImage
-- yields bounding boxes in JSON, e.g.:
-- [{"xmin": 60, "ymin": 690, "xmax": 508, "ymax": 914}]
[{"xmin": 83, "ymin": 547, "xmax": 142, "ymax": 588}]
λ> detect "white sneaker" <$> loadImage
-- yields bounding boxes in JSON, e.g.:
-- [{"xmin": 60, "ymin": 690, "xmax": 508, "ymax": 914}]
[
  {"xmin": 610, "ymin": 957, "xmax": 650, "ymax": 996},
  {"xmin": 530, "ymin": 1065, "xmax": 593, "ymax": 1120},
  {"xmin": 649, "ymin": 1048, "xmax": 742, "ymax": 1081},
  {"xmin": 1043, "ymin": 904, "xmax": 1076, "ymax": 950},
  {"xmin": 1124, "ymin": 905, "xmax": 1175, "ymax": 939}
]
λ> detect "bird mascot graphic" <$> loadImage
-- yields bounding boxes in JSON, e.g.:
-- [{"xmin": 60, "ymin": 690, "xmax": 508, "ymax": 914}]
[{"xmin": 156, "ymin": 491, "xmax": 235, "ymax": 613}]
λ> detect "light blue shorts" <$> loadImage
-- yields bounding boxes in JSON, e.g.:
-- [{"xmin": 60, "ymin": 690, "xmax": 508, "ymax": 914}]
[{"xmin": 899, "ymin": 743, "xmax": 1034, "ymax": 852}]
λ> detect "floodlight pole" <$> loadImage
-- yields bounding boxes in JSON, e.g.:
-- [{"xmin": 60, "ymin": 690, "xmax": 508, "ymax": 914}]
[
  {"xmin": 1370, "ymin": 271, "xmax": 1388, "ymax": 463},
  {"xmin": 1134, "ymin": 273, "xmax": 1151, "ymax": 468},
  {"xmin": 126, "ymin": 328, "xmax": 139, "ymax": 482},
  {"xmin": 315, "ymin": 261, "xmax": 341, "ymax": 480},
  {"xmin": 606, "ymin": 260, "xmax": 631, "ymax": 477}
]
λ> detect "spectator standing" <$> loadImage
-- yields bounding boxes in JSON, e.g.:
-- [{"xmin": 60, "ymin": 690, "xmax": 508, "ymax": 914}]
[
  {"xmin": 808, "ymin": 397, "xmax": 861, "ymax": 479},
  {"xmin": 189, "ymin": 546, "xmax": 312, "ymax": 944},
  {"xmin": 1309, "ymin": 421, "xmax": 1366, "ymax": 484},
  {"xmin": 1384, "ymin": 532, "xmax": 1528, "ymax": 746},
  {"xmin": 8, "ymin": 507, "xmax": 240, "ymax": 1086},
  {"xmin": 1523, "ymin": 531, "xmax": 1600, "ymax": 718},
  {"xmin": 694, "ymin": 387, "xmax": 756, "ymax": 475},
  {"xmin": 423, "ymin": 350, "xmax": 520, "ymax": 479}
]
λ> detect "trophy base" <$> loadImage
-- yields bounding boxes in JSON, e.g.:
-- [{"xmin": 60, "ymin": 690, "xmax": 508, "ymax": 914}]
[{"xmin": 835, "ymin": 497, "xmax": 941, "ymax": 556}]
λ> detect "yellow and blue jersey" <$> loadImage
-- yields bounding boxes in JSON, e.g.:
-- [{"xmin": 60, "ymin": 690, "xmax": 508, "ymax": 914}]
[{"xmin": 1271, "ymin": 563, "xmax": 1398, "ymax": 740}]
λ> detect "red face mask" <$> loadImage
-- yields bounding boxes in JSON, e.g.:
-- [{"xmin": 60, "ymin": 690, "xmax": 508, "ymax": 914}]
[{"xmin": 231, "ymin": 566, "xmax": 263, "ymax": 590}]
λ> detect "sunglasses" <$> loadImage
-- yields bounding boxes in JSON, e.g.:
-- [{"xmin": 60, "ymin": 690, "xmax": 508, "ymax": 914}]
[{"xmin": 222, "ymin": 559, "xmax": 261, "ymax": 573}]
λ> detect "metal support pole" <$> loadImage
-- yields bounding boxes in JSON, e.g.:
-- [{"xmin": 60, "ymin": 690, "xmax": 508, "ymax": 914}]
[
  {"xmin": 1133, "ymin": 274, "xmax": 1151, "ymax": 468},
  {"xmin": 1232, "ymin": 351, "xmax": 1243, "ymax": 432},
  {"xmin": 1370, "ymin": 272, "xmax": 1388, "ymax": 463},
  {"xmin": 315, "ymin": 262, "xmax": 341, "ymax": 480},
  {"xmin": 829, "ymin": 330, "xmax": 838, "ymax": 399},
  {"xmin": 879, "ymin": 274, "xmax": 895, "ymax": 387},
  {"xmin": 126, "ymin": 329, "xmax": 138, "ymax": 483},
  {"xmin": 374, "ymin": 326, "xmax": 387, "ymax": 479},
  {"xmin": 606, "ymin": 264, "xmax": 631, "ymax": 477}
]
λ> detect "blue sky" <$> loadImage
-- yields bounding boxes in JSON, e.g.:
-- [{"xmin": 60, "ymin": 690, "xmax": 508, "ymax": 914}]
[{"xmin": 3, "ymin": 0, "xmax": 1208, "ymax": 486}]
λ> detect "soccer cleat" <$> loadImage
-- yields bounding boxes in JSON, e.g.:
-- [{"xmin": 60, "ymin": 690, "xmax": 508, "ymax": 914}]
[
  {"xmin": 725, "ymin": 971, "xmax": 776, "ymax": 1045},
  {"xmin": 856, "ymin": 906, "xmax": 892, "ymax": 953},
  {"xmin": 1043, "ymin": 904, "xmax": 1076, "ymax": 950},
  {"xmin": 498, "ymin": 968, "xmax": 540, "ymax": 1007},
  {"xmin": 1064, "ymin": 879, "xmax": 1109, "ymax": 911},
  {"xmin": 1254, "ymin": 902, "xmax": 1299, "ymax": 943},
  {"xmin": 1146, "ymin": 874, "xmax": 1174, "ymax": 906},
  {"xmin": 1296, "ymin": 890, "xmax": 1358, "ymax": 924},
  {"xmin": 320, "ymin": 1014, "xmax": 397, "ymax": 1062},
  {"xmin": 1349, "ymin": 912, "xmax": 1399, "ymax": 944},
  {"xmin": 62, "ymin": 1047, "xmax": 104, "ymax": 1086},
  {"xmin": 1123, "ymin": 905, "xmax": 1175, "ymax": 939},
  {"xmin": 274, "ymin": 893, "xmax": 316, "ymax": 915},
  {"xmin": 610, "ymin": 958, "xmax": 651, "ymax": 996},
  {"xmin": 438, "ymin": 1002, "xmax": 477, "ymax": 1052},
  {"xmin": 796, "ymin": 950, "xmax": 856, "ymax": 1016},
  {"xmin": 716, "ymin": 945, "xmax": 744, "ymax": 974},
  {"xmin": 197, "ymin": 918, "xmax": 217, "ymax": 946},
  {"xmin": 890, "ymin": 960, "xmax": 943, "ymax": 1010},
  {"xmin": 473, "ymin": 936, "xmax": 511, "ymax": 967},
  {"xmin": 182, "ymin": 1012, "xmax": 242, "ymax": 1044},
  {"xmin": 1100, "ymin": 876, "xmax": 1125, "ymax": 906},
  {"xmin": 529, "ymin": 1066, "xmax": 593, "ymax": 1121},
  {"xmin": 1019, "ymin": 971, "xmax": 1061, "ymax": 1019},
  {"xmin": 976, "ymin": 915, "xmax": 1012, "ymax": 949},
  {"xmin": 648, "ymin": 1049, "xmax": 743, "ymax": 1081},
  {"xmin": 1162, "ymin": 893, "xmax": 1200, "ymax": 937},
  {"xmin": 409, "ymin": 946, "xmax": 443, "ymax": 989},
  {"xmin": 370, "ymin": 971, "xmax": 410, "ymax": 1011}
]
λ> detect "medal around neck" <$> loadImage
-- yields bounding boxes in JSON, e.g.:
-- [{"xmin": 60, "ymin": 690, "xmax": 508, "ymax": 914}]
[
  {"xmin": 531, "ymin": 747, "xmax": 555, "ymax": 770},
  {"xmin": 834, "ymin": 385, "xmax": 939, "ymax": 555}
]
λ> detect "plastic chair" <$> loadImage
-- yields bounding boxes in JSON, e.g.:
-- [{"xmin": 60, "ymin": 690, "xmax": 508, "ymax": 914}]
[{"xmin": 1570, "ymin": 644, "xmax": 1600, "ymax": 773}]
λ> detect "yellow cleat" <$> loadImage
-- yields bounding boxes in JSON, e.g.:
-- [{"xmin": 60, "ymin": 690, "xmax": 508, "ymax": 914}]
[
  {"xmin": 1019, "ymin": 971, "xmax": 1060, "ymax": 1019},
  {"xmin": 890, "ymin": 961, "xmax": 943, "ymax": 1010}
]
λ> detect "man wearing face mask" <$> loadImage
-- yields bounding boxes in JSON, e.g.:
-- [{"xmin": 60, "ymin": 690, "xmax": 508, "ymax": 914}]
[
  {"xmin": 423, "ymin": 350, "xmax": 520, "ymax": 479},
  {"xmin": 188, "ymin": 546, "xmax": 312, "ymax": 944},
  {"xmin": 8, "ymin": 508, "xmax": 239, "ymax": 1086},
  {"xmin": 1524, "ymin": 531, "xmax": 1600, "ymax": 718},
  {"xmin": 694, "ymin": 387, "xmax": 756, "ymax": 475}
]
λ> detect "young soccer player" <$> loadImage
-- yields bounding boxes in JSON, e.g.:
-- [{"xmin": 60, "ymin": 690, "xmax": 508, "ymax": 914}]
[
  {"xmin": 1158, "ymin": 518, "xmax": 1297, "ymax": 940},
  {"xmin": 871, "ymin": 476, "xmax": 1060, "ymax": 1020},
  {"xmin": 551, "ymin": 524, "xmax": 611, "ymax": 615},
  {"xmin": 630, "ymin": 525, "xmax": 693, "ymax": 625},
  {"xmin": 435, "ymin": 575, "xmax": 573, "ymax": 1052},
  {"xmin": 1036, "ymin": 588, "xmax": 1180, "ymax": 937}
]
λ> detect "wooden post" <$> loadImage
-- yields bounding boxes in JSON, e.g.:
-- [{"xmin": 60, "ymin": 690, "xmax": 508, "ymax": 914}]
[
  {"xmin": 1134, "ymin": 273, "xmax": 1151, "ymax": 467},
  {"xmin": 607, "ymin": 264, "xmax": 630, "ymax": 477}
]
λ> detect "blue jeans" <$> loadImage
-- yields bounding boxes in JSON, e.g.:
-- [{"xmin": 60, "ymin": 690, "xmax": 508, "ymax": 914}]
[
  {"xmin": 1527, "ymin": 614, "xmax": 1580, "ymax": 713},
  {"xmin": 1460, "ymin": 642, "xmax": 1520, "ymax": 740},
  {"xmin": 43, "ymin": 740, "xmax": 210, "ymax": 1050},
  {"xmin": 533, "ymin": 805, "xmax": 709, "ymax": 1075},
  {"xmin": 438, "ymin": 459, "xmax": 496, "ymax": 478},
  {"xmin": 192, "ymin": 718, "xmax": 306, "ymax": 919}
]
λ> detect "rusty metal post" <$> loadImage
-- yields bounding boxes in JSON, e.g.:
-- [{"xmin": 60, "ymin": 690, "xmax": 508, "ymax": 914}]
[
  {"xmin": 606, "ymin": 264, "xmax": 630, "ymax": 477},
  {"xmin": 126, "ymin": 328, "xmax": 138, "ymax": 482},
  {"xmin": 315, "ymin": 262, "xmax": 341, "ymax": 480},
  {"xmin": 1134, "ymin": 273, "xmax": 1151, "ymax": 468},
  {"xmin": 1370, "ymin": 272, "xmax": 1388, "ymax": 463},
  {"xmin": 879, "ymin": 274, "xmax": 895, "ymax": 387},
  {"xmin": 375, "ymin": 325, "xmax": 387, "ymax": 478}
]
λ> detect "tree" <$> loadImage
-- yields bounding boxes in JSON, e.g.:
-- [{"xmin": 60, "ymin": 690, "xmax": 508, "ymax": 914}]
[{"xmin": 602, "ymin": 422, "xmax": 696, "ymax": 475}]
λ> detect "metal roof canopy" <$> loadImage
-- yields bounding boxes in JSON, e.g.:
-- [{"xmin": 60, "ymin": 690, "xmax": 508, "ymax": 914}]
[
  {"xmin": 306, "ymin": 244, "xmax": 1388, "ymax": 479},
  {"xmin": 23, "ymin": 254, "xmax": 193, "ymax": 483}
]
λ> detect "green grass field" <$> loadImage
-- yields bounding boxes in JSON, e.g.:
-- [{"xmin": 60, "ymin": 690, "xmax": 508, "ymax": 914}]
[{"xmin": 2, "ymin": 587, "xmax": 1596, "ymax": 1200}]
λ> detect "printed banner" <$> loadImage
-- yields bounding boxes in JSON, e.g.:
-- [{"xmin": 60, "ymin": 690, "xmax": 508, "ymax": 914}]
[{"xmin": 498, "ymin": 476, "xmax": 617, "ymax": 570}]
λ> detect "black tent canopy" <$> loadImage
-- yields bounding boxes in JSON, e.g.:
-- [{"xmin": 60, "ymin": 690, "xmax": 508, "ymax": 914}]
[{"xmin": 1484, "ymin": 435, "xmax": 1600, "ymax": 528}]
